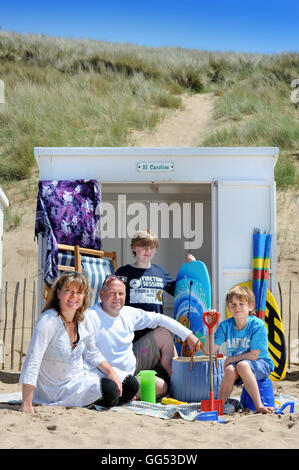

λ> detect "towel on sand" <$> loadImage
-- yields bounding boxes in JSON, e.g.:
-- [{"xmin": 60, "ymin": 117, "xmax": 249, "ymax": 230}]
[
  {"xmin": 89, "ymin": 400, "xmax": 201, "ymax": 421},
  {"xmin": 0, "ymin": 392, "xmax": 200, "ymax": 421}
]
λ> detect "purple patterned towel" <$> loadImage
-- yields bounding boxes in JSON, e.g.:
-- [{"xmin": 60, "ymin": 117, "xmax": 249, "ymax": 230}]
[{"xmin": 35, "ymin": 179, "xmax": 101, "ymax": 286}]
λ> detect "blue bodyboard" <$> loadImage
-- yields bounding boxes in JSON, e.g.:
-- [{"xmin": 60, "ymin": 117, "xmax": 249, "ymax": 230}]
[{"xmin": 173, "ymin": 261, "xmax": 211, "ymax": 356}]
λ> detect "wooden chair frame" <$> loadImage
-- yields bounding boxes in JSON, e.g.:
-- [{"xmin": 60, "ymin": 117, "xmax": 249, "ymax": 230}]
[{"xmin": 44, "ymin": 244, "xmax": 117, "ymax": 299}]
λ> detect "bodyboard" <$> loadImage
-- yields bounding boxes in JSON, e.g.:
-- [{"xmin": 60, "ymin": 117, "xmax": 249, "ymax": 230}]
[
  {"xmin": 226, "ymin": 281, "xmax": 287, "ymax": 381},
  {"xmin": 173, "ymin": 261, "xmax": 211, "ymax": 356}
]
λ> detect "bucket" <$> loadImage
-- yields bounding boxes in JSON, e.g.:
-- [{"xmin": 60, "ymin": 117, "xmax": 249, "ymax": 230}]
[
  {"xmin": 170, "ymin": 355, "xmax": 224, "ymax": 403},
  {"xmin": 240, "ymin": 376, "xmax": 275, "ymax": 411},
  {"xmin": 136, "ymin": 370, "xmax": 157, "ymax": 403}
]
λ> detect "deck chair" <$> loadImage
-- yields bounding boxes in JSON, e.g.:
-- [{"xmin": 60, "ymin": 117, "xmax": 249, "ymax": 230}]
[{"xmin": 44, "ymin": 244, "xmax": 117, "ymax": 307}]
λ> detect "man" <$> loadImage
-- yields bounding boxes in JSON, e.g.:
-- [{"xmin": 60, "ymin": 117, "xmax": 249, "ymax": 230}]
[{"xmin": 85, "ymin": 274, "xmax": 201, "ymax": 398}]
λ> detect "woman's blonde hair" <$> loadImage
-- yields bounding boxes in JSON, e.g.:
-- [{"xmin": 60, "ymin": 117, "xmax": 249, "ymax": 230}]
[
  {"xmin": 226, "ymin": 285, "xmax": 256, "ymax": 315},
  {"xmin": 42, "ymin": 272, "xmax": 90, "ymax": 322},
  {"xmin": 130, "ymin": 229, "xmax": 159, "ymax": 256}
]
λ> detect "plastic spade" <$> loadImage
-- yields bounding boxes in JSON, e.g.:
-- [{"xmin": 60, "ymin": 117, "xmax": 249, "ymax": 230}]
[{"xmin": 201, "ymin": 311, "xmax": 223, "ymax": 415}]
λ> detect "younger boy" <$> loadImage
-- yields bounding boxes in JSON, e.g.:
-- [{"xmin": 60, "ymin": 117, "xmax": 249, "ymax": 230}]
[{"xmin": 210, "ymin": 285, "xmax": 274, "ymax": 414}]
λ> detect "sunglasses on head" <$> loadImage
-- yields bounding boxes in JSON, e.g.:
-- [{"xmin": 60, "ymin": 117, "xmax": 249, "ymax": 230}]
[{"xmin": 102, "ymin": 274, "xmax": 127, "ymax": 287}]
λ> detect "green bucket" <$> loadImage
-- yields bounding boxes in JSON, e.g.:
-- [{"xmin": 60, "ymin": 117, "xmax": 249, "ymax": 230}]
[{"xmin": 136, "ymin": 370, "xmax": 157, "ymax": 403}]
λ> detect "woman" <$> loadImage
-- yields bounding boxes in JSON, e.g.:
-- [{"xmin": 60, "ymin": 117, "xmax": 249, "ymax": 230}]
[{"xmin": 20, "ymin": 272, "xmax": 139, "ymax": 414}]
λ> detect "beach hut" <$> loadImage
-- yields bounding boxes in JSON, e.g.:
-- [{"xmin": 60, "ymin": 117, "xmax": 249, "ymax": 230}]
[
  {"xmin": 0, "ymin": 186, "xmax": 9, "ymax": 364},
  {"xmin": 34, "ymin": 146, "xmax": 278, "ymax": 319}
]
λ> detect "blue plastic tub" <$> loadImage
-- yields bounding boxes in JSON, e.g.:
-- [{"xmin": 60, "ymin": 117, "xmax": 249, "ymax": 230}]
[
  {"xmin": 170, "ymin": 356, "xmax": 224, "ymax": 403},
  {"xmin": 240, "ymin": 376, "xmax": 275, "ymax": 411}
]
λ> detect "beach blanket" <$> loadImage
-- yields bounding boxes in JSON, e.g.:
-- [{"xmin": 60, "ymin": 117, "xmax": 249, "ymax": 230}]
[
  {"xmin": 0, "ymin": 393, "xmax": 200, "ymax": 421},
  {"xmin": 0, "ymin": 391, "xmax": 22, "ymax": 404},
  {"xmin": 90, "ymin": 401, "xmax": 201, "ymax": 421},
  {"xmin": 275, "ymin": 394, "xmax": 299, "ymax": 406},
  {"xmin": 35, "ymin": 179, "xmax": 101, "ymax": 286}
]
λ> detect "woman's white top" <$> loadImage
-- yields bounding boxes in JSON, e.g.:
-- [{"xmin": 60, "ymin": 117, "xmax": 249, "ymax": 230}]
[
  {"xmin": 85, "ymin": 304, "xmax": 191, "ymax": 382},
  {"xmin": 19, "ymin": 309, "xmax": 106, "ymax": 407}
]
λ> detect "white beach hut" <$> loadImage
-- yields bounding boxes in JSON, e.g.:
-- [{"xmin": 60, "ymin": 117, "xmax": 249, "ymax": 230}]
[{"xmin": 34, "ymin": 146, "xmax": 278, "ymax": 319}]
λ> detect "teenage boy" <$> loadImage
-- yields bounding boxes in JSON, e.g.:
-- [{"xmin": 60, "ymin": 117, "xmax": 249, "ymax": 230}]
[{"xmin": 115, "ymin": 230, "xmax": 195, "ymax": 389}]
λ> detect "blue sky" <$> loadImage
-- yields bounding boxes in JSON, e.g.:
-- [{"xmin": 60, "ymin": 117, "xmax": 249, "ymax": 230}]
[{"xmin": 1, "ymin": 0, "xmax": 298, "ymax": 54}]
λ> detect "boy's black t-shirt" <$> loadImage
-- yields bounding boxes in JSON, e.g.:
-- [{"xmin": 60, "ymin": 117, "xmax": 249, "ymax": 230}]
[{"xmin": 115, "ymin": 263, "xmax": 176, "ymax": 342}]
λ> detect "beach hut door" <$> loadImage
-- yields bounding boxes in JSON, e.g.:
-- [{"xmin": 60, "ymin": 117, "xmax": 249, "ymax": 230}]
[{"xmin": 211, "ymin": 179, "xmax": 276, "ymax": 318}]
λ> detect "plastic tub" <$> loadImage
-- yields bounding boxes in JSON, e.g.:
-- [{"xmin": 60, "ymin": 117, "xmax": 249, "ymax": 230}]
[{"xmin": 170, "ymin": 355, "xmax": 224, "ymax": 403}]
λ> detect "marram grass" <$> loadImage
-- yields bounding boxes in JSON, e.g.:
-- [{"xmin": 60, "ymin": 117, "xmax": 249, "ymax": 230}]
[{"xmin": 0, "ymin": 30, "xmax": 298, "ymax": 188}]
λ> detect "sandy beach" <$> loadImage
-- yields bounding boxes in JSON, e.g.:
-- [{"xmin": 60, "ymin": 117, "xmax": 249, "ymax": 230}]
[
  {"xmin": 0, "ymin": 367, "xmax": 298, "ymax": 450},
  {"xmin": 0, "ymin": 92, "xmax": 298, "ymax": 453}
]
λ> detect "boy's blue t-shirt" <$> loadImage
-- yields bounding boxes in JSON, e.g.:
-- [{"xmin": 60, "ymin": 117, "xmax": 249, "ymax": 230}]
[{"xmin": 214, "ymin": 315, "xmax": 274, "ymax": 371}]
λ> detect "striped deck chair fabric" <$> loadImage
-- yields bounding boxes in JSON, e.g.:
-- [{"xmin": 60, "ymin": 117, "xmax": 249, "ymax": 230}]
[
  {"xmin": 81, "ymin": 255, "xmax": 114, "ymax": 307},
  {"xmin": 57, "ymin": 251, "xmax": 114, "ymax": 307},
  {"xmin": 58, "ymin": 251, "xmax": 75, "ymax": 271}
]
